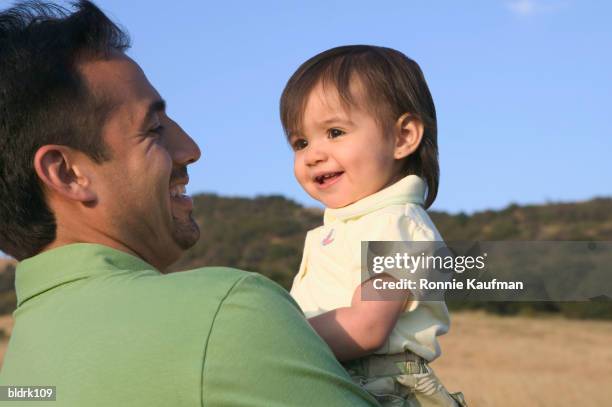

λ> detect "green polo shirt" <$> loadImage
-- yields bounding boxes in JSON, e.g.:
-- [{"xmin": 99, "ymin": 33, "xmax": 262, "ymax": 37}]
[{"xmin": 0, "ymin": 244, "xmax": 378, "ymax": 406}]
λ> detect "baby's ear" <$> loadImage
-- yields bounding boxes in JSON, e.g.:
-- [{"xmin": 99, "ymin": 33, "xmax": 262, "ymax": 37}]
[
  {"xmin": 34, "ymin": 145, "xmax": 98, "ymax": 203},
  {"xmin": 393, "ymin": 113, "xmax": 424, "ymax": 160}
]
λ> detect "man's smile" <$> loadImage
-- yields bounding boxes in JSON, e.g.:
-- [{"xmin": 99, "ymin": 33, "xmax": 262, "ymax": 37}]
[{"xmin": 170, "ymin": 177, "xmax": 193, "ymax": 211}]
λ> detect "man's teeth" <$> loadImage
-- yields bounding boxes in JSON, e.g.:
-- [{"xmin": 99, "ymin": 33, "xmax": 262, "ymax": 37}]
[{"xmin": 170, "ymin": 184, "xmax": 187, "ymax": 198}]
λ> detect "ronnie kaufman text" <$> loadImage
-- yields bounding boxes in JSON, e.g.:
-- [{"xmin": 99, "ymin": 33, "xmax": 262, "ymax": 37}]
[{"xmin": 373, "ymin": 278, "xmax": 524, "ymax": 291}]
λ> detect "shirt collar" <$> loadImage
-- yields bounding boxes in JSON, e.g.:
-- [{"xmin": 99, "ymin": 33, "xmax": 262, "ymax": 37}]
[
  {"xmin": 15, "ymin": 243, "xmax": 158, "ymax": 307},
  {"xmin": 323, "ymin": 175, "xmax": 426, "ymax": 224}
]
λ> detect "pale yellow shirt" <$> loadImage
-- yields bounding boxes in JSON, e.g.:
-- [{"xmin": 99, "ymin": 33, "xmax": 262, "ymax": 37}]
[{"xmin": 290, "ymin": 175, "xmax": 450, "ymax": 361}]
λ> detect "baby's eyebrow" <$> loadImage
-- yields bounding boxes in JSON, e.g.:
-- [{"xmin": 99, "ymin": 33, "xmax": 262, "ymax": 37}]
[
  {"xmin": 319, "ymin": 116, "xmax": 355, "ymax": 126},
  {"xmin": 288, "ymin": 131, "xmax": 304, "ymax": 140}
]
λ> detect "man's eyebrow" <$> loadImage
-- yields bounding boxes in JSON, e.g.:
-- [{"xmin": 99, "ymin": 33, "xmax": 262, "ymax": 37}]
[{"xmin": 141, "ymin": 99, "xmax": 166, "ymax": 126}]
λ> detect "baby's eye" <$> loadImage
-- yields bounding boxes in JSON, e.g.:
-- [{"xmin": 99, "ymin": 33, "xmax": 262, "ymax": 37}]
[
  {"xmin": 327, "ymin": 128, "xmax": 345, "ymax": 138},
  {"xmin": 292, "ymin": 138, "xmax": 308, "ymax": 151}
]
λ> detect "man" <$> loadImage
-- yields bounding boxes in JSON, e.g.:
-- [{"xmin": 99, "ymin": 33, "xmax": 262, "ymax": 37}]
[{"xmin": 0, "ymin": 2, "xmax": 378, "ymax": 406}]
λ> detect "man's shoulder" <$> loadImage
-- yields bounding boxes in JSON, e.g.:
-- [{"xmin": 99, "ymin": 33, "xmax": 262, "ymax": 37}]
[
  {"xmin": 127, "ymin": 267, "xmax": 286, "ymax": 306},
  {"xmin": 152, "ymin": 269, "xmax": 306, "ymax": 356},
  {"xmin": 135, "ymin": 267, "xmax": 299, "ymax": 315},
  {"xmin": 160, "ymin": 266, "xmax": 252, "ymax": 290}
]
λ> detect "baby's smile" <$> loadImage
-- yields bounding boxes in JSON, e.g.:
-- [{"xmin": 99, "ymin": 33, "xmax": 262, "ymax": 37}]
[{"xmin": 314, "ymin": 171, "xmax": 344, "ymax": 187}]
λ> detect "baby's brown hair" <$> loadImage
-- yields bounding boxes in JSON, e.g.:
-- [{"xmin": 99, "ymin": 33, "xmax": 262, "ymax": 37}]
[{"xmin": 280, "ymin": 45, "xmax": 439, "ymax": 208}]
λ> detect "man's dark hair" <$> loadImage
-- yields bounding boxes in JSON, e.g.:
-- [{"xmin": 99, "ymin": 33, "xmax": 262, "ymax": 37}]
[
  {"xmin": 280, "ymin": 45, "xmax": 439, "ymax": 208},
  {"xmin": 0, "ymin": 1, "xmax": 130, "ymax": 260}
]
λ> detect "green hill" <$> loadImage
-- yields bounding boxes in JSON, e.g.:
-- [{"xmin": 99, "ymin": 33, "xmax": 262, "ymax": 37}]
[{"xmin": 1, "ymin": 195, "xmax": 611, "ymax": 317}]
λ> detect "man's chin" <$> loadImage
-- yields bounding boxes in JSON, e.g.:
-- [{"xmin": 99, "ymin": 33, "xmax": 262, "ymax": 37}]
[{"xmin": 172, "ymin": 215, "xmax": 200, "ymax": 250}]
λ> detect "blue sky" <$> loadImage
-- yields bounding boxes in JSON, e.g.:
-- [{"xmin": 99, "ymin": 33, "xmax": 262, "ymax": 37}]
[{"xmin": 10, "ymin": 0, "xmax": 612, "ymax": 215}]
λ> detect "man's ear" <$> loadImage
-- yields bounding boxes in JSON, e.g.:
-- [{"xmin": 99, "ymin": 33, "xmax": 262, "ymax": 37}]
[
  {"xmin": 393, "ymin": 113, "xmax": 424, "ymax": 160},
  {"xmin": 33, "ymin": 145, "xmax": 97, "ymax": 203}
]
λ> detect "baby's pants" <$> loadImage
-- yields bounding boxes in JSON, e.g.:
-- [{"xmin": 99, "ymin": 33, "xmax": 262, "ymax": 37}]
[{"xmin": 343, "ymin": 351, "xmax": 467, "ymax": 407}]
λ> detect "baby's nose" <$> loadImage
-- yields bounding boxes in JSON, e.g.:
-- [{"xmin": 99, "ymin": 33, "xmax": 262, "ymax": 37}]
[{"xmin": 304, "ymin": 142, "xmax": 327, "ymax": 166}]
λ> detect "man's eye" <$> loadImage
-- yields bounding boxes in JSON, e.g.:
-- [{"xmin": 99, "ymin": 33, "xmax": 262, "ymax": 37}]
[
  {"xmin": 150, "ymin": 125, "xmax": 164, "ymax": 135},
  {"xmin": 328, "ymin": 128, "xmax": 345, "ymax": 138},
  {"xmin": 292, "ymin": 138, "xmax": 308, "ymax": 151}
]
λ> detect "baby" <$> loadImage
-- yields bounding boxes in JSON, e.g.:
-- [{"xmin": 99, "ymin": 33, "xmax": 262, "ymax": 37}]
[{"xmin": 281, "ymin": 45, "xmax": 466, "ymax": 406}]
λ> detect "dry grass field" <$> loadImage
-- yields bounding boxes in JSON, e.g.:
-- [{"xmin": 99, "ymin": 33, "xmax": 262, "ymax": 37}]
[
  {"xmin": 1, "ymin": 312, "xmax": 611, "ymax": 406},
  {"xmin": 434, "ymin": 312, "xmax": 612, "ymax": 406}
]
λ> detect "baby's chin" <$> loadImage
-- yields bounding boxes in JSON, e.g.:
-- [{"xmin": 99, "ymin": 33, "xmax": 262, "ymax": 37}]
[
  {"xmin": 320, "ymin": 196, "xmax": 360, "ymax": 209},
  {"xmin": 308, "ymin": 186, "xmax": 370, "ymax": 209}
]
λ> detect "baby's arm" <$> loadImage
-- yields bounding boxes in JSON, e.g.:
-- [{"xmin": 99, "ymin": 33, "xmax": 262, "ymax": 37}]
[{"xmin": 308, "ymin": 274, "xmax": 411, "ymax": 361}]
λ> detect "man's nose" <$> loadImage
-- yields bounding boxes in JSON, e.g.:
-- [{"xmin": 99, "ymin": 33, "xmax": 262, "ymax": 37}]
[
  {"xmin": 168, "ymin": 119, "xmax": 201, "ymax": 166},
  {"xmin": 304, "ymin": 140, "xmax": 327, "ymax": 166}
]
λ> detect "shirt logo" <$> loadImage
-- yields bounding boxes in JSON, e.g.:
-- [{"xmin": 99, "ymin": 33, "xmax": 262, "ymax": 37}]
[{"xmin": 321, "ymin": 229, "xmax": 335, "ymax": 246}]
